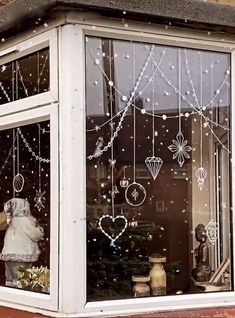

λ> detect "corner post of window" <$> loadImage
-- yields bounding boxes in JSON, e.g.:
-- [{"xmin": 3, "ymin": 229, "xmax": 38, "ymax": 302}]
[
  {"xmin": 231, "ymin": 49, "xmax": 235, "ymax": 288},
  {"xmin": 59, "ymin": 24, "xmax": 86, "ymax": 314}
]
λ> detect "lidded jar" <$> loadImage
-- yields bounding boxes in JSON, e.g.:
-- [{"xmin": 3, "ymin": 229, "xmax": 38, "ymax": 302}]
[{"xmin": 132, "ymin": 275, "xmax": 150, "ymax": 297}]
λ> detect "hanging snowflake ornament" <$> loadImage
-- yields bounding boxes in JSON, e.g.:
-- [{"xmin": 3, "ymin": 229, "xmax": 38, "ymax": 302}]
[
  {"xmin": 205, "ymin": 219, "xmax": 217, "ymax": 245},
  {"xmin": 168, "ymin": 131, "xmax": 192, "ymax": 167},
  {"xmin": 195, "ymin": 167, "xmax": 207, "ymax": 191},
  {"xmin": 145, "ymin": 156, "xmax": 163, "ymax": 180},
  {"xmin": 125, "ymin": 182, "xmax": 146, "ymax": 206},
  {"xmin": 34, "ymin": 189, "xmax": 46, "ymax": 211}
]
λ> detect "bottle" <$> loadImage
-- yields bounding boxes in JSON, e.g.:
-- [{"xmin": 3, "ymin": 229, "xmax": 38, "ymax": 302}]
[{"xmin": 149, "ymin": 254, "xmax": 166, "ymax": 296}]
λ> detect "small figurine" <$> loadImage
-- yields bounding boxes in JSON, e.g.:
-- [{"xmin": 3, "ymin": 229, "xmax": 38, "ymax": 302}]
[
  {"xmin": 192, "ymin": 224, "xmax": 211, "ymax": 282},
  {"xmin": 0, "ymin": 198, "xmax": 44, "ymax": 287}
]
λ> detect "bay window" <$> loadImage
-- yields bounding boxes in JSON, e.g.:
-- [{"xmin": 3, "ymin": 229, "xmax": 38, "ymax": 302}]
[
  {"xmin": 0, "ymin": 10, "xmax": 235, "ymax": 317},
  {"xmin": 85, "ymin": 36, "xmax": 232, "ymax": 301}
]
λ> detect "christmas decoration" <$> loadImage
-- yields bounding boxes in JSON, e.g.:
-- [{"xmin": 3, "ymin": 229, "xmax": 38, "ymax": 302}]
[
  {"xmin": 87, "ymin": 45, "xmax": 154, "ymax": 160},
  {"xmin": 98, "ymin": 214, "xmax": 128, "ymax": 247},
  {"xmin": 18, "ymin": 128, "xmax": 50, "ymax": 163},
  {"xmin": 198, "ymin": 55, "xmax": 208, "ymax": 191},
  {"xmin": 145, "ymin": 61, "xmax": 163, "ymax": 180},
  {"xmin": 34, "ymin": 124, "xmax": 46, "ymax": 211},
  {"xmin": 125, "ymin": 45, "xmax": 146, "ymax": 206},
  {"xmin": 168, "ymin": 49, "xmax": 192, "ymax": 167},
  {"xmin": 168, "ymin": 131, "xmax": 192, "ymax": 168},
  {"xmin": 147, "ymin": 46, "xmax": 230, "ymax": 154},
  {"xmin": 195, "ymin": 167, "xmax": 207, "ymax": 191},
  {"xmin": 195, "ymin": 114, "xmax": 207, "ymax": 191},
  {"xmin": 206, "ymin": 219, "xmax": 217, "ymax": 245},
  {"xmin": 0, "ymin": 49, "xmax": 49, "ymax": 105},
  {"xmin": 13, "ymin": 173, "xmax": 25, "ymax": 193},
  {"xmin": 120, "ymin": 166, "xmax": 129, "ymax": 188},
  {"xmin": 125, "ymin": 182, "xmax": 146, "ymax": 207},
  {"xmin": 17, "ymin": 266, "xmax": 49, "ymax": 292},
  {"xmin": 93, "ymin": 137, "xmax": 104, "ymax": 158},
  {"xmin": 145, "ymin": 157, "xmax": 163, "ymax": 180},
  {"xmin": 97, "ymin": 42, "xmax": 128, "ymax": 246},
  {"xmin": 12, "ymin": 130, "xmax": 25, "ymax": 193}
]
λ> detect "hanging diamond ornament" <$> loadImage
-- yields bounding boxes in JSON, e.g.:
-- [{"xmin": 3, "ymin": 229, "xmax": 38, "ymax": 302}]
[
  {"xmin": 34, "ymin": 189, "xmax": 46, "ymax": 211},
  {"xmin": 145, "ymin": 156, "xmax": 163, "ymax": 180},
  {"xmin": 145, "ymin": 62, "xmax": 163, "ymax": 180},
  {"xmin": 168, "ymin": 131, "xmax": 192, "ymax": 167},
  {"xmin": 205, "ymin": 219, "xmax": 217, "ymax": 245},
  {"xmin": 195, "ymin": 167, "xmax": 207, "ymax": 191}
]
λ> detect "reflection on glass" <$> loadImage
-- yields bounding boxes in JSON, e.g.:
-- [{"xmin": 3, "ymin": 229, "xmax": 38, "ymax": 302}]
[
  {"xmin": 0, "ymin": 121, "xmax": 50, "ymax": 293},
  {"xmin": 0, "ymin": 48, "xmax": 49, "ymax": 105},
  {"xmin": 86, "ymin": 36, "xmax": 232, "ymax": 301}
]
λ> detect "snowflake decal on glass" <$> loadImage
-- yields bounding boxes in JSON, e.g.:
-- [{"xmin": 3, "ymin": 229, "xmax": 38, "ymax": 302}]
[
  {"xmin": 168, "ymin": 131, "xmax": 192, "ymax": 167},
  {"xmin": 34, "ymin": 189, "xmax": 46, "ymax": 211}
]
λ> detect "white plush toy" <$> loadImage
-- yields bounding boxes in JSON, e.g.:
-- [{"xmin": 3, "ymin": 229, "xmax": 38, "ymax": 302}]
[{"xmin": 0, "ymin": 198, "xmax": 44, "ymax": 287}]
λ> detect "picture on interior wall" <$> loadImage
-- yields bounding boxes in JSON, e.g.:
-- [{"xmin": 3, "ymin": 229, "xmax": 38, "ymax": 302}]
[
  {"xmin": 156, "ymin": 201, "xmax": 165, "ymax": 213},
  {"xmin": 85, "ymin": 36, "xmax": 232, "ymax": 301}
]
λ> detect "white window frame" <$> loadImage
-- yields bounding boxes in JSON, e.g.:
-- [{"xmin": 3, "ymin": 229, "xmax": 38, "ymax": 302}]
[
  {"xmin": 0, "ymin": 104, "xmax": 59, "ymax": 311},
  {"xmin": 58, "ymin": 15, "xmax": 235, "ymax": 317},
  {"xmin": 0, "ymin": 29, "xmax": 58, "ymax": 117}
]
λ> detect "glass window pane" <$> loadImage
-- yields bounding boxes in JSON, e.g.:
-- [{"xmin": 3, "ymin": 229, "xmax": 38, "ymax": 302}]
[
  {"xmin": 86, "ymin": 37, "xmax": 232, "ymax": 301},
  {"xmin": 0, "ymin": 120, "xmax": 50, "ymax": 293},
  {"xmin": 0, "ymin": 48, "xmax": 49, "ymax": 105}
]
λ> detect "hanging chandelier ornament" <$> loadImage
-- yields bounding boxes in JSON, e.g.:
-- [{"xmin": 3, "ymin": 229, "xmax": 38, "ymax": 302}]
[
  {"xmin": 120, "ymin": 166, "xmax": 129, "ymax": 188},
  {"xmin": 34, "ymin": 124, "xmax": 46, "ymax": 211},
  {"xmin": 195, "ymin": 167, "xmax": 207, "ymax": 191},
  {"xmin": 12, "ymin": 129, "xmax": 25, "ymax": 193},
  {"xmin": 205, "ymin": 219, "xmax": 217, "ymax": 245},
  {"xmin": 168, "ymin": 48, "xmax": 192, "ymax": 167},
  {"xmin": 145, "ymin": 61, "xmax": 163, "ymax": 179},
  {"xmin": 195, "ymin": 54, "xmax": 207, "ymax": 192}
]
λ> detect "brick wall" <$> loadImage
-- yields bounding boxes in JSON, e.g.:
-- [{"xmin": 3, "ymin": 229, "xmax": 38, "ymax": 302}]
[
  {"xmin": 0, "ymin": 0, "xmax": 13, "ymax": 5},
  {"xmin": 207, "ymin": 0, "xmax": 235, "ymax": 4}
]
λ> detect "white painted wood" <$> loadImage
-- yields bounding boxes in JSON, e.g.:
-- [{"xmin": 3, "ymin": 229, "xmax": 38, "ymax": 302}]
[
  {"xmin": 58, "ymin": 24, "xmax": 86, "ymax": 315},
  {"xmin": 0, "ymin": 29, "xmax": 58, "ymax": 114},
  {"xmin": 231, "ymin": 48, "xmax": 235, "ymax": 296},
  {"xmin": 66, "ymin": 12, "xmax": 235, "ymax": 51}
]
